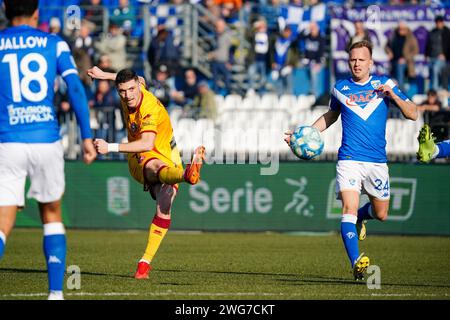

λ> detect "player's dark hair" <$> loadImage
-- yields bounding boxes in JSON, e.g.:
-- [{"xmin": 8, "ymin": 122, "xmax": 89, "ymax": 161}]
[
  {"xmin": 4, "ymin": 0, "xmax": 39, "ymax": 21},
  {"xmin": 115, "ymin": 69, "xmax": 139, "ymax": 86},
  {"xmin": 349, "ymin": 40, "xmax": 373, "ymax": 57}
]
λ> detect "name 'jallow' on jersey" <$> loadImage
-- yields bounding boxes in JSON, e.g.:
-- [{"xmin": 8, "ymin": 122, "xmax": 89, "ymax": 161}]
[
  {"xmin": 0, "ymin": 25, "xmax": 91, "ymax": 143},
  {"xmin": 330, "ymin": 75, "xmax": 410, "ymax": 163}
]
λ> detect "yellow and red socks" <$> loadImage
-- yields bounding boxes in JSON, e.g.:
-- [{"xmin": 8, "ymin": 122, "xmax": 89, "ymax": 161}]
[
  {"xmin": 341, "ymin": 214, "xmax": 359, "ymax": 267},
  {"xmin": 142, "ymin": 216, "xmax": 171, "ymax": 263},
  {"xmin": 157, "ymin": 166, "xmax": 184, "ymax": 185},
  {"xmin": 43, "ymin": 223, "xmax": 66, "ymax": 296},
  {"xmin": 0, "ymin": 231, "xmax": 5, "ymax": 259},
  {"xmin": 357, "ymin": 202, "xmax": 374, "ymax": 223}
]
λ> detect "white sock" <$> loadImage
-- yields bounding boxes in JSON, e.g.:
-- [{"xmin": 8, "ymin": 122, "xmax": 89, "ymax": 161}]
[
  {"xmin": 432, "ymin": 145, "xmax": 439, "ymax": 159},
  {"xmin": 0, "ymin": 231, "xmax": 6, "ymax": 245},
  {"xmin": 43, "ymin": 222, "xmax": 65, "ymax": 236}
]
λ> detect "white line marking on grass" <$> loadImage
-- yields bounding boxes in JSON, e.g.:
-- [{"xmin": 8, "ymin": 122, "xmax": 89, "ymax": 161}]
[
  {"xmin": 2, "ymin": 292, "xmax": 285, "ymax": 298},
  {"xmin": 3, "ymin": 292, "xmax": 450, "ymax": 298}
]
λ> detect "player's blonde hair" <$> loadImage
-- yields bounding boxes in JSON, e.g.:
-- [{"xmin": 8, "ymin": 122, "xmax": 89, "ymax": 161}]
[{"xmin": 349, "ymin": 40, "xmax": 373, "ymax": 57}]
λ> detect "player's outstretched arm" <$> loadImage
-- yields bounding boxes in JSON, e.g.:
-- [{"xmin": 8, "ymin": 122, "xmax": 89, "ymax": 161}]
[
  {"xmin": 87, "ymin": 66, "xmax": 117, "ymax": 81},
  {"xmin": 311, "ymin": 109, "xmax": 340, "ymax": 132},
  {"xmin": 94, "ymin": 132, "xmax": 156, "ymax": 155},
  {"xmin": 87, "ymin": 67, "xmax": 147, "ymax": 86},
  {"xmin": 284, "ymin": 109, "xmax": 339, "ymax": 145}
]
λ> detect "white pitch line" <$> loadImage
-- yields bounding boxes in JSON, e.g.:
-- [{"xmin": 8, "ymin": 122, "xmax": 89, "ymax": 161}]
[
  {"xmin": 2, "ymin": 292, "xmax": 284, "ymax": 298},
  {"xmin": 2, "ymin": 292, "xmax": 449, "ymax": 298}
]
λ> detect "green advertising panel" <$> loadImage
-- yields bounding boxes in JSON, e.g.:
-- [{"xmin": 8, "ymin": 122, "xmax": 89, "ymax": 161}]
[{"xmin": 16, "ymin": 162, "xmax": 450, "ymax": 235}]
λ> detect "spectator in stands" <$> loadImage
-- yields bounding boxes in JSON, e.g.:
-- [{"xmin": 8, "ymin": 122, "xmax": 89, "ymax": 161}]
[
  {"xmin": 0, "ymin": 6, "xmax": 7, "ymax": 30},
  {"xmin": 202, "ymin": 0, "xmax": 221, "ymax": 26},
  {"xmin": 73, "ymin": 19, "xmax": 96, "ymax": 59},
  {"xmin": 92, "ymin": 78, "xmax": 119, "ymax": 140},
  {"xmin": 192, "ymin": 80, "xmax": 217, "ymax": 120},
  {"xmin": 149, "ymin": 65, "xmax": 173, "ymax": 109},
  {"xmin": 147, "ymin": 24, "xmax": 181, "ymax": 79},
  {"xmin": 208, "ymin": 19, "xmax": 233, "ymax": 94},
  {"xmin": 49, "ymin": 17, "xmax": 61, "ymax": 35},
  {"xmin": 110, "ymin": 0, "xmax": 136, "ymax": 36},
  {"xmin": 81, "ymin": 0, "xmax": 105, "ymax": 35},
  {"xmin": 246, "ymin": 18, "xmax": 270, "ymax": 95},
  {"xmin": 299, "ymin": 21, "xmax": 326, "ymax": 97},
  {"xmin": 171, "ymin": 68, "xmax": 199, "ymax": 108},
  {"xmin": 308, "ymin": 0, "xmax": 327, "ymax": 31},
  {"xmin": 269, "ymin": 26, "xmax": 297, "ymax": 95},
  {"xmin": 278, "ymin": 0, "xmax": 304, "ymax": 38},
  {"xmin": 425, "ymin": 15, "xmax": 450, "ymax": 91},
  {"xmin": 53, "ymin": 77, "xmax": 71, "ymax": 141},
  {"xmin": 49, "ymin": 17, "xmax": 72, "ymax": 45},
  {"xmin": 346, "ymin": 21, "xmax": 370, "ymax": 52},
  {"xmin": 53, "ymin": 77, "xmax": 71, "ymax": 120},
  {"xmin": 258, "ymin": 0, "xmax": 282, "ymax": 34},
  {"xmin": 385, "ymin": 21, "xmax": 419, "ymax": 92},
  {"xmin": 94, "ymin": 79, "xmax": 118, "ymax": 109},
  {"xmin": 94, "ymin": 22, "xmax": 129, "ymax": 72},
  {"xmin": 72, "ymin": 47, "xmax": 95, "ymax": 108},
  {"xmin": 97, "ymin": 54, "xmax": 116, "ymax": 73},
  {"xmin": 214, "ymin": 0, "xmax": 242, "ymax": 25},
  {"xmin": 418, "ymin": 89, "xmax": 442, "ymax": 112}
]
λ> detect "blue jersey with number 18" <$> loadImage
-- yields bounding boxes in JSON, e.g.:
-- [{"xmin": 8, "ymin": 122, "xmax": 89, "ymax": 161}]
[{"xmin": 0, "ymin": 25, "xmax": 80, "ymax": 143}]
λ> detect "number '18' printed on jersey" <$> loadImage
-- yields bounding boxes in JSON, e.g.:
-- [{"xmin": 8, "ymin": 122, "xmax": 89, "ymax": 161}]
[{"xmin": 0, "ymin": 25, "xmax": 78, "ymax": 143}]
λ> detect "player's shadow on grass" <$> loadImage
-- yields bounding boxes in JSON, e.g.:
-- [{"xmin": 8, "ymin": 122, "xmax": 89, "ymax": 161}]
[
  {"xmin": 159, "ymin": 268, "xmax": 300, "ymax": 278},
  {"xmin": 0, "ymin": 267, "xmax": 131, "ymax": 279},
  {"xmin": 276, "ymin": 274, "xmax": 450, "ymax": 289},
  {"xmin": 0, "ymin": 268, "xmax": 47, "ymax": 274},
  {"xmin": 159, "ymin": 268, "xmax": 450, "ymax": 289}
]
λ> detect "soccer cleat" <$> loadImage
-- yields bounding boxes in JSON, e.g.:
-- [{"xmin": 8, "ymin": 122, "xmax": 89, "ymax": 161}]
[
  {"xmin": 356, "ymin": 220, "xmax": 367, "ymax": 241},
  {"xmin": 48, "ymin": 291, "xmax": 64, "ymax": 300},
  {"xmin": 417, "ymin": 124, "xmax": 437, "ymax": 163},
  {"xmin": 183, "ymin": 146, "xmax": 206, "ymax": 185},
  {"xmin": 353, "ymin": 253, "xmax": 370, "ymax": 281},
  {"xmin": 134, "ymin": 261, "xmax": 152, "ymax": 279}
]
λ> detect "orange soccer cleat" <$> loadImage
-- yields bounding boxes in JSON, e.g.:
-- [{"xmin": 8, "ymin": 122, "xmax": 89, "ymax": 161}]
[
  {"xmin": 183, "ymin": 146, "xmax": 206, "ymax": 185},
  {"xmin": 134, "ymin": 260, "xmax": 152, "ymax": 279}
]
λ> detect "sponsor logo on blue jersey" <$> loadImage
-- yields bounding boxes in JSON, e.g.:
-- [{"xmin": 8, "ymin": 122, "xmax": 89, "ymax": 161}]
[{"xmin": 330, "ymin": 75, "xmax": 409, "ymax": 163}]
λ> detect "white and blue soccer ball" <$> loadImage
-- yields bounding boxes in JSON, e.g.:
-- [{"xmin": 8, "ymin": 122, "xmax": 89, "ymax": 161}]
[{"xmin": 289, "ymin": 126, "xmax": 324, "ymax": 160}]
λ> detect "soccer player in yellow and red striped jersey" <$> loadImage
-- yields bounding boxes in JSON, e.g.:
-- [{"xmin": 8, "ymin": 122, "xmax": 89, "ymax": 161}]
[{"xmin": 89, "ymin": 67, "xmax": 205, "ymax": 279}]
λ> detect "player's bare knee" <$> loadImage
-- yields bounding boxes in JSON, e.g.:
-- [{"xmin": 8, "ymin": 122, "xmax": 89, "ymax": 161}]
[
  {"xmin": 145, "ymin": 161, "xmax": 165, "ymax": 177},
  {"xmin": 39, "ymin": 201, "xmax": 61, "ymax": 215}
]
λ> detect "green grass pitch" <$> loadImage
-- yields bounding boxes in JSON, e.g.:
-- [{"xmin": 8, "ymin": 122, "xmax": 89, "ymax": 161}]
[{"xmin": 1, "ymin": 229, "xmax": 449, "ymax": 300}]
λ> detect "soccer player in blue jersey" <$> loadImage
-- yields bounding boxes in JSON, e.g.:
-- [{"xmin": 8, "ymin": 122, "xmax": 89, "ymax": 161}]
[
  {"xmin": 417, "ymin": 124, "xmax": 450, "ymax": 162},
  {"xmin": 0, "ymin": 0, "xmax": 96, "ymax": 300},
  {"xmin": 286, "ymin": 40, "xmax": 418, "ymax": 280}
]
